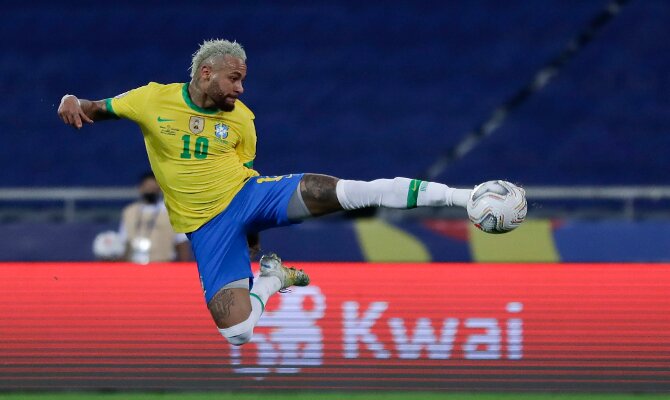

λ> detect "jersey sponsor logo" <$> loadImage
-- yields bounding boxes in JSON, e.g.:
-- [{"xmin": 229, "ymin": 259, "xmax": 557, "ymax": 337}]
[
  {"xmin": 214, "ymin": 123, "xmax": 229, "ymax": 140},
  {"xmin": 189, "ymin": 116, "xmax": 205, "ymax": 134},
  {"xmin": 157, "ymin": 116, "xmax": 175, "ymax": 123}
]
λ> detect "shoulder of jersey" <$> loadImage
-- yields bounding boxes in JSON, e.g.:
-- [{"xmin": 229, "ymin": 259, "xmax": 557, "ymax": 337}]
[
  {"xmin": 144, "ymin": 81, "xmax": 180, "ymax": 93},
  {"xmin": 234, "ymin": 100, "xmax": 255, "ymax": 120}
]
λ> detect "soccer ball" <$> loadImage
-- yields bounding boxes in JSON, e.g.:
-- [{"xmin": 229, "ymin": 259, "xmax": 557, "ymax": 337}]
[{"xmin": 466, "ymin": 180, "xmax": 527, "ymax": 234}]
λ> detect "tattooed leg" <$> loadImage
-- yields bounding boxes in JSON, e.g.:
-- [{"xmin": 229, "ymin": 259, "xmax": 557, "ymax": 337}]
[
  {"xmin": 209, "ymin": 276, "xmax": 283, "ymax": 346},
  {"xmin": 299, "ymin": 174, "xmax": 343, "ymax": 217},
  {"xmin": 207, "ymin": 287, "xmax": 252, "ymax": 329}
]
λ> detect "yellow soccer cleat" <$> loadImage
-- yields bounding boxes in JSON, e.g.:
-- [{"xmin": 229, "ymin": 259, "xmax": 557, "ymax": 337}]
[{"xmin": 259, "ymin": 253, "xmax": 310, "ymax": 290}]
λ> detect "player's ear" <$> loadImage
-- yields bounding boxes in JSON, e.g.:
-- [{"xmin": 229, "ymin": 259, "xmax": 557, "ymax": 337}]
[{"xmin": 200, "ymin": 65, "xmax": 212, "ymax": 81}]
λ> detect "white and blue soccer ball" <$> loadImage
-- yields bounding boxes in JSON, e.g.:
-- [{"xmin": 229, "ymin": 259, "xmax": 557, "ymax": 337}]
[{"xmin": 466, "ymin": 180, "xmax": 527, "ymax": 234}]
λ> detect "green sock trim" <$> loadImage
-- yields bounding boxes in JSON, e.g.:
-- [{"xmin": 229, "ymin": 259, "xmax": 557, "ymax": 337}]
[
  {"xmin": 406, "ymin": 179, "xmax": 422, "ymax": 208},
  {"xmin": 249, "ymin": 293, "xmax": 265, "ymax": 313}
]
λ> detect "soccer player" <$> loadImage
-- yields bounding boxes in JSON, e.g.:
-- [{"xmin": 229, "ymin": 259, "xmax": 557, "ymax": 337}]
[{"xmin": 58, "ymin": 39, "xmax": 476, "ymax": 346}]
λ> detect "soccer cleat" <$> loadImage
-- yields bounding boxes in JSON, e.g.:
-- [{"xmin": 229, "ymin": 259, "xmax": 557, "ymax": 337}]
[{"xmin": 259, "ymin": 253, "xmax": 310, "ymax": 291}]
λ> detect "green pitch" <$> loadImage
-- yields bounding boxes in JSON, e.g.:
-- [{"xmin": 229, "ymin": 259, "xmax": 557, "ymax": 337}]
[{"xmin": 0, "ymin": 393, "xmax": 668, "ymax": 400}]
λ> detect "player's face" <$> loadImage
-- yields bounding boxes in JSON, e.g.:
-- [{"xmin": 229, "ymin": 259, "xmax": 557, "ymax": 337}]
[{"xmin": 206, "ymin": 55, "xmax": 246, "ymax": 111}]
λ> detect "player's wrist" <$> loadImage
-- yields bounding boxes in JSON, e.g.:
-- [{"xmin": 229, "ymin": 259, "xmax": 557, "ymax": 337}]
[{"xmin": 61, "ymin": 94, "xmax": 81, "ymax": 106}]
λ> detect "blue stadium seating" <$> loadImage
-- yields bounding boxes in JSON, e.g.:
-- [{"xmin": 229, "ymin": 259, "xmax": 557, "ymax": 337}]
[{"xmin": 1, "ymin": 1, "xmax": 668, "ymax": 187}]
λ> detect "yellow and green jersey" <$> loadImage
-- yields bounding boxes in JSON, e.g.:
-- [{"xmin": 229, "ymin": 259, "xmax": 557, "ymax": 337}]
[{"xmin": 106, "ymin": 82, "xmax": 259, "ymax": 233}]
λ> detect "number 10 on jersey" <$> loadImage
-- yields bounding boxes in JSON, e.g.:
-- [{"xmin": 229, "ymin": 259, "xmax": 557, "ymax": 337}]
[{"xmin": 181, "ymin": 134, "xmax": 209, "ymax": 159}]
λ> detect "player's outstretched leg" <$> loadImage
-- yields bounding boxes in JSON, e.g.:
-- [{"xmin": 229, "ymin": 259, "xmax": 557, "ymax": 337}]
[
  {"xmin": 213, "ymin": 253, "xmax": 309, "ymax": 346},
  {"xmin": 289, "ymin": 174, "xmax": 472, "ymax": 219}
]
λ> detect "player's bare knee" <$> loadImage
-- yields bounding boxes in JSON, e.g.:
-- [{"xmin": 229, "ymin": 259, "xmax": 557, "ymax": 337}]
[
  {"xmin": 301, "ymin": 174, "xmax": 338, "ymax": 201},
  {"xmin": 300, "ymin": 174, "xmax": 342, "ymax": 215},
  {"xmin": 207, "ymin": 287, "xmax": 252, "ymax": 328}
]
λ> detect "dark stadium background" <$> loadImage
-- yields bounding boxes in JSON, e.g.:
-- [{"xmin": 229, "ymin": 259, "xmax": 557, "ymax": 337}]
[
  {"xmin": 2, "ymin": 1, "xmax": 668, "ymax": 186},
  {"xmin": 0, "ymin": 1, "xmax": 669, "ymax": 398}
]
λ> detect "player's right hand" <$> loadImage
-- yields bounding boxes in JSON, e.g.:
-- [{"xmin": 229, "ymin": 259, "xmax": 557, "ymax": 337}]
[{"xmin": 58, "ymin": 95, "xmax": 93, "ymax": 129}]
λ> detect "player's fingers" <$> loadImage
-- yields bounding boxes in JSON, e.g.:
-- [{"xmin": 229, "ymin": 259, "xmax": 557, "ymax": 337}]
[
  {"xmin": 58, "ymin": 106, "xmax": 73, "ymax": 124},
  {"xmin": 79, "ymin": 110, "xmax": 93, "ymax": 124},
  {"xmin": 73, "ymin": 114, "xmax": 83, "ymax": 129},
  {"xmin": 58, "ymin": 108, "xmax": 69, "ymax": 122},
  {"xmin": 62, "ymin": 113, "xmax": 74, "ymax": 126}
]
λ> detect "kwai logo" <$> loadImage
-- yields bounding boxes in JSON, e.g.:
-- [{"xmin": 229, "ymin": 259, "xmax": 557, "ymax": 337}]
[
  {"xmin": 343, "ymin": 301, "xmax": 523, "ymax": 360},
  {"xmin": 230, "ymin": 293, "xmax": 523, "ymax": 378}
]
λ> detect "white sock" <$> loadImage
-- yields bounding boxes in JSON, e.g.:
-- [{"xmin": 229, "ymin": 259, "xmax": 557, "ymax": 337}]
[
  {"xmin": 248, "ymin": 275, "xmax": 281, "ymax": 323},
  {"xmin": 247, "ymin": 295, "xmax": 264, "ymax": 328},
  {"xmin": 417, "ymin": 182, "xmax": 471, "ymax": 208},
  {"xmin": 335, "ymin": 177, "xmax": 471, "ymax": 210}
]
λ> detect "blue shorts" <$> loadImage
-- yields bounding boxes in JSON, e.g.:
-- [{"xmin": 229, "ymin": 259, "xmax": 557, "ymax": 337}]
[{"xmin": 187, "ymin": 174, "xmax": 304, "ymax": 303}]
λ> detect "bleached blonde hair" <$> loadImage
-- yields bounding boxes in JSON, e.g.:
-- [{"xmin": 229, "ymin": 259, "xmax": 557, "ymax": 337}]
[{"xmin": 190, "ymin": 39, "xmax": 247, "ymax": 78}]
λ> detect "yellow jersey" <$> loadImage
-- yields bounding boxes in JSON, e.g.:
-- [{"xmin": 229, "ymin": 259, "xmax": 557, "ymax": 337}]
[{"xmin": 106, "ymin": 82, "xmax": 259, "ymax": 233}]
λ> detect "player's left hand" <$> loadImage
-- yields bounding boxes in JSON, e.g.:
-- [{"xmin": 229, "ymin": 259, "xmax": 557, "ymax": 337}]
[{"xmin": 58, "ymin": 95, "xmax": 93, "ymax": 129}]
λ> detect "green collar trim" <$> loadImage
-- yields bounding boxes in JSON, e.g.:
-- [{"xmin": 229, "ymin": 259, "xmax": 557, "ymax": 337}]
[{"xmin": 182, "ymin": 83, "xmax": 219, "ymax": 115}]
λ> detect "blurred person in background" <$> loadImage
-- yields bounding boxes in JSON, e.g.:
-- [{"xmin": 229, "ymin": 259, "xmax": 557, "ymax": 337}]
[
  {"xmin": 120, "ymin": 172, "xmax": 191, "ymax": 264},
  {"xmin": 92, "ymin": 172, "xmax": 192, "ymax": 262}
]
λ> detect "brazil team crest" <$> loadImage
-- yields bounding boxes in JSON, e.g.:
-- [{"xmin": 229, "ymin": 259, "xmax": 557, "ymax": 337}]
[
  {"xmin": 214, "ymin": 123, "xmax": 229, "ymax": 140},
  {"xmin": 189, "ymin": 116, "xmax": 205, "ymax": 134}
]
